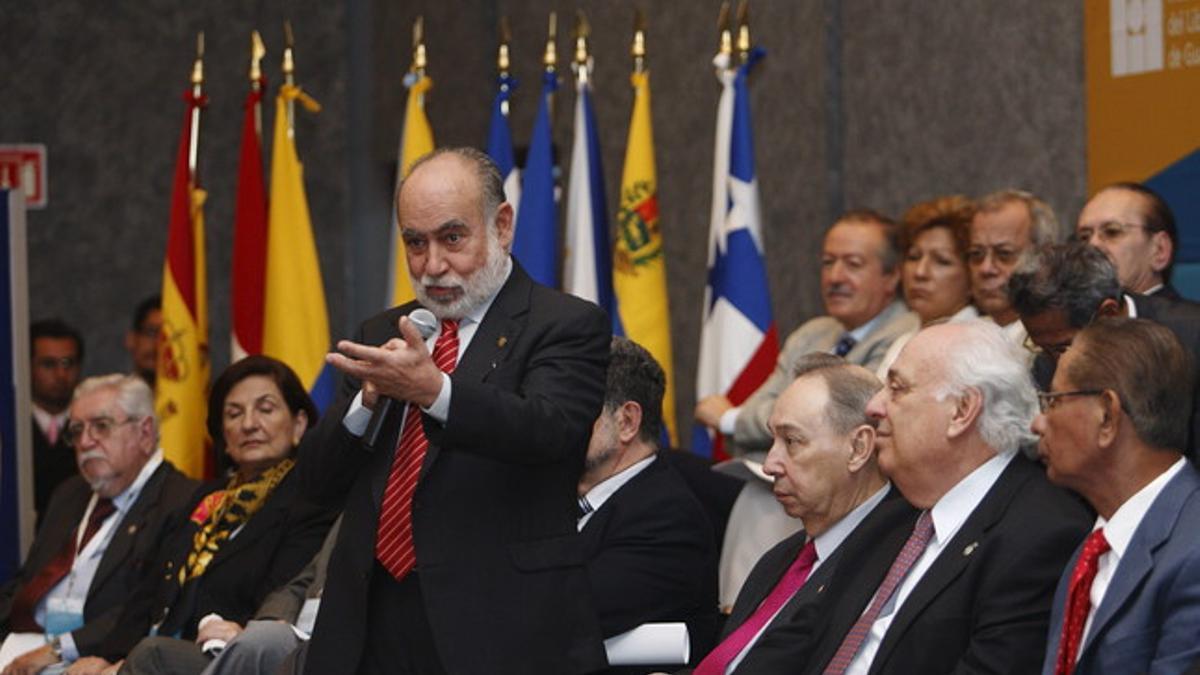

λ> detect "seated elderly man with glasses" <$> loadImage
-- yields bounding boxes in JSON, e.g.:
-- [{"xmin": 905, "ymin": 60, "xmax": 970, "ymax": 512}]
[
  {"xmin": 1007, "ymin": 242, "xmax": 1200, "ymax": 460},
  {"xmin": 0, "ymin": 374, "xmax": 196, "ymax": 675},
  {"xmin": 1032, "ymin": 317, "xmax": 1200, "ymax": 674},
  {"xmin": 1076, "ymin": 182, "xmax": 1182, "ymax": 300}
]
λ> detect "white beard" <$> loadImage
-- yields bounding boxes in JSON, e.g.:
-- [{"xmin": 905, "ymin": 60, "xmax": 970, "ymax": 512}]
[{"xmin": 411, "ymin": 227, "xmax": 511, "ymax": 320}]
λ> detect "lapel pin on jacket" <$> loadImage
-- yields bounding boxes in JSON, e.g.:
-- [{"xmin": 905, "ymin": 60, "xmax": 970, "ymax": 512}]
[
  {"xmin": 963, "ymin": 542, "xmax": 979, "ymax": 557},
  {"xmin": 497, "ymin": 335, "xmax": 508, "ymax": 348}
]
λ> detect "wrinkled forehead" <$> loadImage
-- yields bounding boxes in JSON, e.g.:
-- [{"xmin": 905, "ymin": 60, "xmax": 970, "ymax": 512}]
[
  {"xmin": 971, "ymin": 204, "xmax": 1031, "ymax": 245},
  {"xmin": 70, "ymin": 387, "xmax": 120, "ymax": 420}
]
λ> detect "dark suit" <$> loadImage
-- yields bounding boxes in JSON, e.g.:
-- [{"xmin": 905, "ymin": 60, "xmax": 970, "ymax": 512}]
[
  {"xmin": 579, "ymin": 455, "xmax": 718, "ymax": 665},
  {"xmin": 717, "ymin": 489, "xmax": 918, "ymax": 674},
  {"xmin": 99, "ymin": 467, "xmax": 335, "ymax": 659},
  {"xmin": 300, "ymin": 262, "xmax": 611, "ymax": 675},
  {"xmin": 805, "ymin": 455, "xmax": 1091, "ymax": 675},
  {"xmin": 0, "ymin": 462, "xmax": 196, "ymax": 657},
  {"xmin": 1042, "ymin": 462, "xmax": 1200, "ymax": 674},
  {"xmin": 32, "ymin": 416, "xmax": 76, "ymax": 526}
]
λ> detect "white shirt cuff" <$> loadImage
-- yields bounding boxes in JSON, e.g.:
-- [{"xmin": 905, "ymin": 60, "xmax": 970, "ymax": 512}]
[
  {"xmin": 422, "ymin": 373, "xmax": 451, "ymax": 424},
  {"xmin": 60, "ymin": 631, "xmax": 79, "ymax": 662},
  {"xmin": 719, "ymin": 407, "xmax": 740, "ymax": 436},
  {"xmin": 342, "ymin": 391, "xmax": 372, "ymax": 436}
]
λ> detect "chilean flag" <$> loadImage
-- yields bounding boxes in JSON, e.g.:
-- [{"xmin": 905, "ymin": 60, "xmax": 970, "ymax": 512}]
[{"xmin": 693, "ymin": 49, "xmax": 778, "ymax": 460}]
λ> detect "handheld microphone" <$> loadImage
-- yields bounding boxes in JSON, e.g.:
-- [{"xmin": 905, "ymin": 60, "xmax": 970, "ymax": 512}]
[{"xmin": 363, "ymin": 308, "xmax": 439, "ymax": 450}]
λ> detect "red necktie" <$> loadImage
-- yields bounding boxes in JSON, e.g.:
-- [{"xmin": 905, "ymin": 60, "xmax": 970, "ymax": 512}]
[
  {"xmin": 695, "ymin": 540, "xmax": 818, "ymax": 675},
  {"xmin": 1053, "ymin": 529, "xmax": 1110, "ymax": 675},
  {"xmin": 375, "ymin": 319, "xmax": 460, "ymax": 581},
  {"xmin": 824, "ymin": 510, "xmax": 935, "ymax": 674},
  {"xmin": 8, "ymin": 497, "xmax": 116, "ymax": 631}
]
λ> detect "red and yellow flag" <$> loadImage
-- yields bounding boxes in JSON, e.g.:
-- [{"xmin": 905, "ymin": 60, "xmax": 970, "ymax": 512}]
[
  {"xmin": 155, "ymin": 89, "xmax": 211, "ymax": 479},
  {"xmin": 231, "ymin": 79, "xmax": 268, "ymax": 361}
]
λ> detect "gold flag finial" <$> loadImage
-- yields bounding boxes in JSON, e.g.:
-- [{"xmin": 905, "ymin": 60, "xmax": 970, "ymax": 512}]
[
  {"xmin": 631, "ymin": 9, "xmax": 647, "ymax": 74},
  {"xmin": 717, "ymin": 2, "xmax": 732, "ymax": 58},
  {"xmin": 191, "ymin": 31, "xmax": 205, "ymax": 86},
  {"xmin": 282, "ymin": 21, "xmax": 295, "ymax": 82},
  {"xmin": 573, "ymin": 10, "xmax": 590, "ymax": 66},
  {"xmin": 498, "ymin": 15, "xmax": 511, "ymax": 74},
  {"xmin": 736, "ymin": 0, "xmax": 751, "ymax": 62},
  {"xmin": 412, "ymin": 16, "xmax": 427, "ymax": 74},
  {"xmin": 250, "ymin": 30, "xmax": 265, "ymax": 83},
  {"xmin": 543, "ymin": 11, "xmax": 557, "ymax": 71}
]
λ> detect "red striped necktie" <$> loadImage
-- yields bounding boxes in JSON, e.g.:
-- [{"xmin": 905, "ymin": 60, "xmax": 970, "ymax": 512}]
[{"xmin": 375, "ymin": 319, "xmax": 460, "ymax": 581}]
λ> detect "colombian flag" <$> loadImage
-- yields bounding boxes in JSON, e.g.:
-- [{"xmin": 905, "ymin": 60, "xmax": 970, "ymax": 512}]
[
  {"xmin": 388, "ymin": 73, "xmax": 434, "ymax": 307},
  {"xmin": 261, "ymin": 84, "xmax": 334, "ymax": 410},
  {"xmin": 155, "ymin": 89, "xmax": 211, "ymax": 479},
  {"xmin": 614, "ymin": 70, "xmax": 677, "ymax": 446}
]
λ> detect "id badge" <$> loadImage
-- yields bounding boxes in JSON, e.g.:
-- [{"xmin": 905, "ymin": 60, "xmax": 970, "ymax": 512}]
[
  {"xmin": 44, "ymin": 596, "xmax": 85, "ymax": 636},
  {"xmin": 295, "ymin": 598, "xmax": 322, "ymax": 635}
]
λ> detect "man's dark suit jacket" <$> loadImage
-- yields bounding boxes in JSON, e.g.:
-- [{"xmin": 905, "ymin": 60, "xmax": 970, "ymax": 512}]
[
  {"xmin": 1042, "ymin": 462, "xmax": 1200, "ymax": 674},
  {"xmin": 0, "ymin": 462, "xmax": 196, "ymax": 657},
  {"xmin": 579, "ymin": 455, "xmax": 719, "ymax": 666},
  {"xmin": 1033, "ymin": 293, "xmax": 1200, "ymax": 460},
  {"xmin": 712, "ymin": 488, "xmax": 918, "ymax": 674},
  {"xmin": 299, "ymin": 262, "xmax": 611, "ymax": 675},
  {"xmin": 98, "ymin": 467, "xmax": 336, "ymax": 659},
  {"xmin": 804, "ymin": 454, "xmax": 1091, "ymax": 675},
  {"xmin": 32, "ymin": 417, "xmax": 76, "ymax": 526}
]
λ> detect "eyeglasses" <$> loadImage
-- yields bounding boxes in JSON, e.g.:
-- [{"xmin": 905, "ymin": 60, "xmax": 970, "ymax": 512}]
[
  {"xmin": 1022, "ymin": 334, "xmax": 1075, "ymax": 361},
  {"xmin": 1036, "ymin": 389, "xmax": 1105, "ymax": 413},
  {"xmin": 34, "ymin": 356, "xmax": 79, "ymax": 370},
  {"xmin": 1076, "ymin": 221, "xmax": 1151, "ymax": 244},
  {"xmin": 63, "ymin": 416, "xmax": 139, "ymax": 446}
]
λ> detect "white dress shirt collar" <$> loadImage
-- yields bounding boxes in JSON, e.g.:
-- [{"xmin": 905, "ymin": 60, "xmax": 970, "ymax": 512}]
[
  {"xmin": 1095, "ymin": 457, "xmax": 1185, "ymax": 558},
  {"xmin": 813, "ymin": 483, "xmax": 891, "ymax": 566},
  {"xmin": 577, "ymin": 455, "xmax": 657, "ymax": 531},
  {"xmin": 929, "ymin": 448, "xmax": 1017, "ymax": 546}
]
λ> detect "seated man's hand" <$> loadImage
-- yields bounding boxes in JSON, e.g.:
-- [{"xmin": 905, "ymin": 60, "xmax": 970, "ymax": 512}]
[
  {"xmin": 1, "ymin": 644, "xmax": 57, "ymax": 675},
  {"xmin": 62, "ymin": 656, "xmax": 114, "ymax": 675},
  {"xmin": 195, "ymin": 619, "xmax": 244, "ymax": 644},
  {"xmin": 695, "ymin": 394, "xmax": 734, "ymax": 429}
]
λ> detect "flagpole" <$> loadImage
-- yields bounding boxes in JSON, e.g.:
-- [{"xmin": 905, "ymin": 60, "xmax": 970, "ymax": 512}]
[
  {"xmin": 250, "ymin": 30, "xmax": 266, "ymax": 140},
  {"xmin": 736, "ymin": 0, "xmax": 752, "ymax": 64},
  {"xmin": 631, "ymin": 9, "xmax": 646, "ymax": 75},
  {"xmin": 718, "ymin": 2, "xmax": 733, "ymax": 61},
  {"xmin": 543, "ymin": 12, "xmax": 557, "ymax": 117},
  {"xmin": 283, "ymin": 21, "xmax": 295, "ymax": 137},
  {"xmin": 573, "ymin": 10, "xmax": 590, "ymax": 83},
  {"xmin": 188, "ymin": 32, "xmax": 204, "ymax": 184},
  {"xmin": 498, "ymin": 16, "xmax": 512, "ymax": 117}
]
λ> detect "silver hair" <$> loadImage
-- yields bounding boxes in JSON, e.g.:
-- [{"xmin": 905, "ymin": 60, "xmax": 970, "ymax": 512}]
[
  {"xmin": 933, "ymin": 320, "xmax": 1039, "ymax": 455},
  {"xmin": 976, "ymin": 189, "xmax": 1062, "ymax": 247},
  {"xmin": 72, "ymin": 374, "xmax": 158, "ymax": 444},
  {"xmin": 399, "ymin": 146, "xmax": 507, "ymax": 223}
]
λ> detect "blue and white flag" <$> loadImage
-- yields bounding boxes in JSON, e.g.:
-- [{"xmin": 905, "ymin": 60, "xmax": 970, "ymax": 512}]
[
  {"xmin": 513, "ymin": 71, "xmax": 559, "ymax": 287},
  {"xmin": 563, "ymin": 65, "xmax": 615, "ymax": 320},
  {"xmin": 693, "ymin": 49, "xmax": 779, "ymax": 460},
  {"xmin": 485, "ymin": 73, "xmax": 521, "ymax": 220}
]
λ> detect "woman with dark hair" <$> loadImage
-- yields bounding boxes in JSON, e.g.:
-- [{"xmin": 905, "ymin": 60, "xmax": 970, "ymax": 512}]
[{"xmin": 75, "ymin": 357, "xmax": 337, "ymax": 674}]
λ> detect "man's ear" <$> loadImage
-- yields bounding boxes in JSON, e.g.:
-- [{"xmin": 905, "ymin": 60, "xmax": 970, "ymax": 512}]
[
  {"xmin": 1096, "ymin": 389, "xmax": 1122, "ymax": 449},
  {"xmin": 946, "ymin": 387, "xmax": 983, "ymax": 440},
  {"xmin": 1150, "ymin": 230, "xmax": 1173, "ymax": 275},
  {"xmin": 1097, "ymin": 297, "xmax": 1123, "ymax": 318},
  {"xmin": 847, "ymin": 425, "xmax": 877, "ymax": 472},
  {"xmin": 494, "ymin": 202, "xmax": 515, "ymax": 252},
  {"xmin": 617, "ymin": 401, "xmax": 643, "ymax": 445}
]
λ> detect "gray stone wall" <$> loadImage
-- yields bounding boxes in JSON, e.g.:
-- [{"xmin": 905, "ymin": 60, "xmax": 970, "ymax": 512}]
[{"xmin": 2, "ymin": 0, "xmax": 1085, "ymax": 444}]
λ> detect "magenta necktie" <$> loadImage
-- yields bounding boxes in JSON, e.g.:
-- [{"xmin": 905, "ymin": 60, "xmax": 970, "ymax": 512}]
[
  {"xmin": 824, "ymin": 510, "xmax": 935, "ymax": 674},
  {"xmin": 375, "ymin": 319, "xmax": 459, "ymax": 581},
  {"xmin": 1053, "ymin": 529, "xmax": 1110, "ymax": 675},
  {"xmin": 695, "ymin": 540, "xmax": 819, "ymax": 675}
]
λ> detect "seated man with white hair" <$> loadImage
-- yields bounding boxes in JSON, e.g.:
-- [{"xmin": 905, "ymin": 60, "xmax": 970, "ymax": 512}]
[
  {"xmin": 0, "ymin": 375, "xmax": 196, "ymax": 674},
  {"xmin": 805, "ymin": 321, "xmax": 1091, "ymax": 675}
]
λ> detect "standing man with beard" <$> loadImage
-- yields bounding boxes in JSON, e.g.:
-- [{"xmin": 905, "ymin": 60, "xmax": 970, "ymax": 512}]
[{"xmin": 299, "ymin": 147, "xmax": 611, "ymax": 675}]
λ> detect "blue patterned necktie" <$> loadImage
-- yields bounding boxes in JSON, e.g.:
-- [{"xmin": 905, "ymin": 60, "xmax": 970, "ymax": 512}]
[{"xmin": 833, "ymin": 334, "xmax": 857, "ymax": 357}]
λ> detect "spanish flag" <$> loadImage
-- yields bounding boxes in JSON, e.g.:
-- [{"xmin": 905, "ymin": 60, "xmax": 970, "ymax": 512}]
[
  {"xmin": 155, "ymin": 89, "xmax": 211, "ymax": 479},
  {"xmin": 387, "ymin": 74, "xmax": 434, "ymax": 307},
  {"xmin": 261, "ymin": 84, "xmax": 334, "ymax": 409},
  {"xmin": 614, "ymin": 70, "xmax": 677, "ymax": 445}
]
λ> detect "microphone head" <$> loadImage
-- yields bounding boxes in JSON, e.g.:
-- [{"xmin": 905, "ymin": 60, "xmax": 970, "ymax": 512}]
[{"xmin": 409, "ymin": 308, "xmax": 439, "ymax": 339}]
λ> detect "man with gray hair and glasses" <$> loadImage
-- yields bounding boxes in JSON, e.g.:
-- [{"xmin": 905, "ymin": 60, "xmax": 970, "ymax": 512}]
[
  {"xmin": 1008, "ymin": 242, "xmax": 1200, "ymax": 458},
  {"xmin": 805, "ymin": 321, "xmax": 1089, "ymax": 674},
  {"xmin": 0, "ymin": 375, "xmax": 195, "ymax": 674},
  {"xmin": 967, "ymin": 189, "xmax": 1061, "ymax": 350}
]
